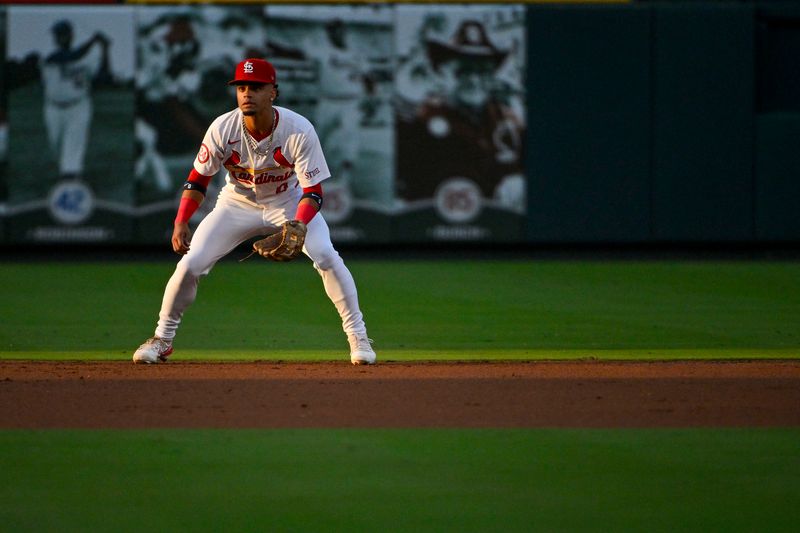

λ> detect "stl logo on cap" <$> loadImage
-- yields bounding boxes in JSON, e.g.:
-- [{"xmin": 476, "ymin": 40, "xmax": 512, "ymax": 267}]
[{"xmin": 229, "ymin": 58, "xmax": 277, "ymax": 85}]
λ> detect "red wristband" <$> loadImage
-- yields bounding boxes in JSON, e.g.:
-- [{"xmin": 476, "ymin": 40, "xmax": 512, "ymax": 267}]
[
  {"xmin": 294, "ymin": 202, "xmax": 318, "ymax": 225},
  {"xmin": 175, "ymin": 196, "xmax": 200, "ymax": 224}
]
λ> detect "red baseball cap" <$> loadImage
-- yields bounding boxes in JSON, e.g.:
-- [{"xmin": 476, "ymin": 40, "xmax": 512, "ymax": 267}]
[{"xmin": 228, "ymin": 58, "xmax": 277, "ymax": 85}]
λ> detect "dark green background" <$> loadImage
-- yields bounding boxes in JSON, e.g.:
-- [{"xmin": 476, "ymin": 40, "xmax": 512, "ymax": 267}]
[{"xmin": 526, "ymin": 1, "xmax": 800, "ymax": 243}]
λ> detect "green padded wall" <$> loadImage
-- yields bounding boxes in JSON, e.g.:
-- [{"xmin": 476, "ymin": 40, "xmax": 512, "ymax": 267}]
[
  {"xmin": 651, "ymin": 4, "xmax": 755, "ymax": 241},
  {"xmin": 755, "ymin": 114, "xmax": 800, "ymax": 241},
  {"xmin": 527, "ymin": 6, "xmax": 652, "ymax": 242}
]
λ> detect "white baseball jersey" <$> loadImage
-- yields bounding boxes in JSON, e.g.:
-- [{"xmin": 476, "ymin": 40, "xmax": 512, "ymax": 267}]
[
  {"xmin": 41, "ymin": 47, "xmax": 101, "ymax": 105},
  {"xmin": 193, "ymin": 106, "xmax": 330, "ymax": 207}
]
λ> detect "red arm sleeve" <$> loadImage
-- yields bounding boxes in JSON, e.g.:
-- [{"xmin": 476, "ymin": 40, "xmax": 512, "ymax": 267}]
[{"xmin": 175, "ymin": 197, "xmax": 200, "ymax": 224}]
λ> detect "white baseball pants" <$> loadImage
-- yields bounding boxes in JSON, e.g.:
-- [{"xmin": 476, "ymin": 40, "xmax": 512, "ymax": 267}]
[
  {"xmin": 44, "ymin": 98, "xmax": 91, "ymax": 176},
  {"xmin": 153, "ymin": 193, "xmax": 366, "ymax": 342}
]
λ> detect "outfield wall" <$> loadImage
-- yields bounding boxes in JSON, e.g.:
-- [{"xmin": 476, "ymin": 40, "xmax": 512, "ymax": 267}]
[
  {"xmin": 0, "ymin": 1, "xmax": 798, "ymax": 246},
  {"xmin": 528, "ymin": 1, "xmax": 800, "ymax": 244}
]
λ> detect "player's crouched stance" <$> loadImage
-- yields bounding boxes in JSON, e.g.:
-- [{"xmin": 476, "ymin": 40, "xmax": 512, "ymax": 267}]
[{"xmin": 133, "ymin": 58, "xmax": 376, "ymax": 366}]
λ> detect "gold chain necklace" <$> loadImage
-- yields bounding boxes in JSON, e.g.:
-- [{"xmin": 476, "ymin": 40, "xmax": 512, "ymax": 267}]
[{"xmin": 241, "ymin": 108, "xmax": 277, "ymax": 157}]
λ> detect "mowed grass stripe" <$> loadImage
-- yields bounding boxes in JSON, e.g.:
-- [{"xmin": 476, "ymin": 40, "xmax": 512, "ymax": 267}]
[
  {"xmin": 0, "ymin": 429, "xmax": 798, "ymax": 532},
  {"xmin": 0, "ymin": 260, "xmax": 798, "ymax": 357},
  {"xmin": 3, "ymin": 348, "xmax": 798, "ymax": 361}
]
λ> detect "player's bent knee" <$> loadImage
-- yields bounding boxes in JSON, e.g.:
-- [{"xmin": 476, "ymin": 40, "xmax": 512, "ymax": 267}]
[
  {"xmin": 309, "ymin": 248, "xmax": 342, "ymax": 271},
  {"xmin": 176, "ymin": 257, "xmax": 211, "ymax": 279}
]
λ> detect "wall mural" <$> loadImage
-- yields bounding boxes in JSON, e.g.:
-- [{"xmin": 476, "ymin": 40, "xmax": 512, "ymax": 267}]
[{"xmin": 0, "ymin": 3, "xmax": 526, "ymax": 244}]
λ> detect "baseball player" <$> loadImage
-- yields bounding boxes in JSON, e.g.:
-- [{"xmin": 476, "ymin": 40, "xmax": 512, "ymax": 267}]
[
  {"xmin": 41, "ymin": 20, "xmax": 110, "ymax": 181},
  {"xmin": 133, "ymin": 58, "xmax": 376, "ymax": 365}
]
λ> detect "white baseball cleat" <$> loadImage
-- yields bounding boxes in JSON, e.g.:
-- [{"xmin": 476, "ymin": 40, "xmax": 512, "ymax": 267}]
[
  {"xmin": 133, "ymin": 337, "xmax": 173, "ymax": 364},
  {"xmin": 348, "ymin": 333, "xmax": 376, "ymax": 365}
]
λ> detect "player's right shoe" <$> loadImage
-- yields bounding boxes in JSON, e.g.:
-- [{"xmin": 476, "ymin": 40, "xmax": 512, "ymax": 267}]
[
  {"xmin": 348, "ymin": 333, "xmax": 376, "ymax": 365},
  {"xmin": 132, "ymin": 337, "xmax": 173, "ymax": 364}
]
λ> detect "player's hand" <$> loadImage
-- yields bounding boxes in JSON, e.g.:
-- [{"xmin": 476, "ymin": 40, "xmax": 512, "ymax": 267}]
[
  {"xmin": 171, "ymin": 223, "xmax": 192, "ymax": 255},
  {"xmin": 93, "ymin": 32, "xmax": 110, "ymax": 47}
]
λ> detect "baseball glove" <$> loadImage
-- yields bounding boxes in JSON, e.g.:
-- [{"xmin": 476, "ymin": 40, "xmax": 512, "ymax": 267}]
[{"xmin": 253, "ymin": 220, "xmax": 307, "ymax": 262}]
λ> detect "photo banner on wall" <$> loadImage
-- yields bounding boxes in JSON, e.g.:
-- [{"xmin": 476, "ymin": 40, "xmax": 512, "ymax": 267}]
[
  {"xmin": 3, "ymin": 5, "xmax": 136, "ymax": 244},
  {"xmin": 394, "ymin": 5, "xmax": 527, "ymax": 242},
  {"xmin": 132, "ymin": 3, "xmax": 397, "ymax": 244},
  {"xmin": 264, "ymin": 4, "xmax": 395, "ymax": 243},
  {"xmin": 0, "ymin": 3, "xmax": 528, "ymax": 246},
  {"xmin": 133, "ymin": 4, "xmax": 229, "ymax": 244}
]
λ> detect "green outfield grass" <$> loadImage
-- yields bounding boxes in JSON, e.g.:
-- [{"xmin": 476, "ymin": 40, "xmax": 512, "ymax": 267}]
[
  {"xmin": 2, "ymin": 259, "xmax": 798, "ymax": 531},
  {"xmin": 1, "ymin": 429, "xmax": 798, "ymax": 532},
  {"xmin": 0, "ymin": 259, "xmax": 798, "ymax": 360}
]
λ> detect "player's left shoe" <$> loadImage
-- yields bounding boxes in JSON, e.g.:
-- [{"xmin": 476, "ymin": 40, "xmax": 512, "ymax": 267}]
[
  {"xmin": 133, "ymin": 337, "xmax": 173, "ymax": 364},
  {"xmin": 348, "ymin": 333, "xmax": 376, "ymax": 365}
]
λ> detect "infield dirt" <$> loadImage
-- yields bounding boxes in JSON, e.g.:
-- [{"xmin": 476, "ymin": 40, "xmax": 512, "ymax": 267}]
[{"xmin": 1, "ymin": 361, "xmax": 799, "ymax": 429}]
